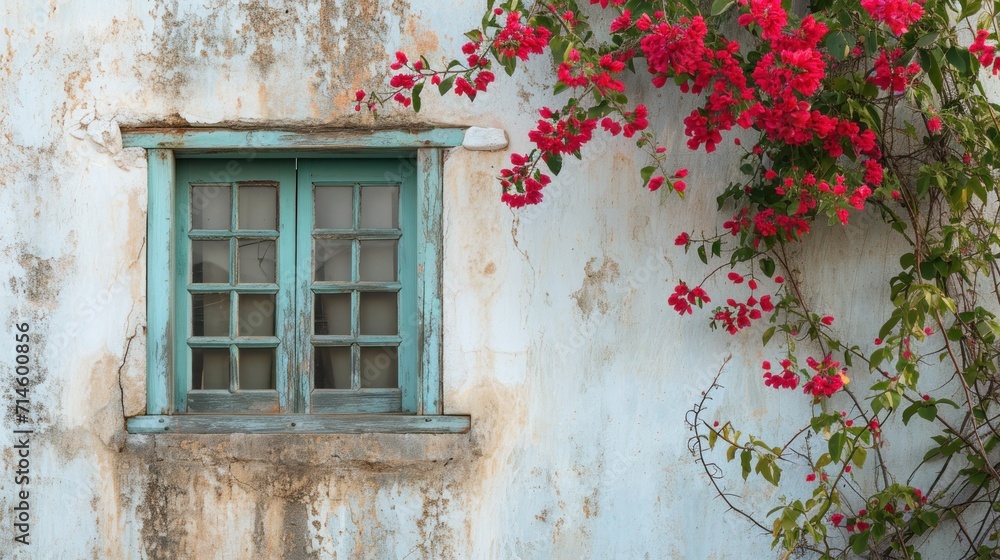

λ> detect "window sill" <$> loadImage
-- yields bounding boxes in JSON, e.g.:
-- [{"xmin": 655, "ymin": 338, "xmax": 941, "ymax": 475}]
[{"xmin": 126, "ymin": 414, "xmax": 470, "ymax": 434}]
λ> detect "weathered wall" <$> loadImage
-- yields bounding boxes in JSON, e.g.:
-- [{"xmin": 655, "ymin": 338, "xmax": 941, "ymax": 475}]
[{"xmin": 0, "ymin": 1, "xmax": 915, "ymax": 559}]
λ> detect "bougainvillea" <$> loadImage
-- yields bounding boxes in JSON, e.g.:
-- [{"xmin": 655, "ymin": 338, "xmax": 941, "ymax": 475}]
[{"xmin": 362, "ymin": 0, "xmax": 1000, "ymax": 557}]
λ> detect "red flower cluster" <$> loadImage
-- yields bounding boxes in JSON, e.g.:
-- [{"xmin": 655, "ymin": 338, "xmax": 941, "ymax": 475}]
[
  {"xmin": 751, "ymin": 47, "xmax": 826, "ymax": 99},
  {"xmin": 589, "ymin": 0, "xmax": 626, "ymax": 7},
  {"xmin": 528, "ymin": 106, "xmax": 598, "ymax": 155},
  {"xmin": 846, "ymin": 518, "xmax": 871, "ymax": 533},
  {"xmin": 713, "ymin": 293, "xmax": 768, "ymax": 334},
  {"xmin": 860, "ymin": 0, "xmax": 925, "ymax": 36},
  {"xmin": 752, "ymin": 208, "xmax": 810, "ymax": 241},
  {"xmin": 494, "ymin": 11, "xmax": 552, "ymax": 61},
  {"xmin": 668, "ymin": 282, "xmax": 711, "ymax": 315},
  {"xmin": 801, "ymin": 355, "xmax": 847, "ymax": 398},
  {"xmin": 500, "ymin": 153, "xmax": 551, "ymax": 207},
  {"xmin": 970, "ymin": 30, "xmax": 1000, "ymax": 74},
  {"xmin": 736, "ymin": 0, "xmax": 788, "ymax": 40},
  {"xmin": 610, "ymin": 10, "xmax": 632, "ymax": 32},
  {"xmin": 864, "ymin": 159, "xmax": 884, "ymax": 186},
  {"xmin": 724, "ymin": 208, "xmax": 751, "ymax": 236},
  {"xmin": 869, "ymin": 48, "xmax": 920, "ymax": 92},
  {"xmin": 763, "ymin": 359, "xmax": 799, "ymax": 389}
]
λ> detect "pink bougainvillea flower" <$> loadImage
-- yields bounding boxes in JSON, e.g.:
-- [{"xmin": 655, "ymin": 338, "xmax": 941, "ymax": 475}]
[{"xmin": 860, "ymin": 0, "xmax": 924, "ymax": 36}]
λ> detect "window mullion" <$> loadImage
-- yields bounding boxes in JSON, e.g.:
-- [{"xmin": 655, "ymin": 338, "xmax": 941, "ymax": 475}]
[
  {"xmin": 277, "ymin": 161, "xmax": 301, "ymax": 412},
  {"xmin": 292, "ymin": 162, "xmax": 314, "ymax": 413}
]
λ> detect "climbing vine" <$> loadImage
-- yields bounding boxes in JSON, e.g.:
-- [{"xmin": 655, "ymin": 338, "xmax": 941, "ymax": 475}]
[{"xmin": 363, "ymin": 0, "xmax": 1000, "ymax": 557}]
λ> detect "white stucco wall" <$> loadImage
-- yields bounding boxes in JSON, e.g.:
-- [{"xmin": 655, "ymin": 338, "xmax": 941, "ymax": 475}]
[{"xmin": 0, "ymin": 1, "xmax": 918, "ymax": 558}]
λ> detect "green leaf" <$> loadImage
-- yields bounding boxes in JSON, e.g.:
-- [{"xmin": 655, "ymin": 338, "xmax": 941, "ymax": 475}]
[
  {"xmin": 914, "ymin": 31, "xmax": 940, "ymax": 49},
  {"xmin": 640, "ymin": 166, "xmax": 656, "ymax": 183},
  {"xmin": 741, "ymin": 449, "xmax": 752, "ymax": 480},
  {"xmin": 760, "ymin": 257, "xmax": 776, "ymax": 277},
  {"xmin": 411, "ymin": 82, "xmax": 423, "ymax": 113},
  {"xmin": 825, "ymin": 31, "xmax": 852, "ymax": 61},
  {"xmin": 438, "ymin": 75, "xmax": 456, "ymax": 95},
  {"xmin": 917, "ymin": 404, "xmax": 938, "ymax": 421},
  {"xmin": 879, "ymin": 313, "xmax": 900, "ymax": 339},
  {"xmin": 959, "ymin": 0, "xmax": 983, "ymax": 21},
  {"xmin": 851, "ymin": 531, "xmax": 871, "ymax": 555},
  {"xmin": 544, "ymin": 154, "xmax": 563, "ymax": 176},
  {"xmin": 712, "ymin": 0, "xmax": 736, "ymax": 16},
  {"xmin": 902, "ymin": 401, "xmax": 922, "ymax": 425},
  {"xmin": 946, "ymin": 46, "xmax": 971, "ymax": 76},
  {"xmin": 870, "ymin": 348, "xmax": 888, "ymax": 370},
  {"xmin": 762, "ymin": 326, "xmax": 776, "ymax": 346},
  {"xmin": 710, "ymin": 0, "xmax": 736, "ymax": 16},
  {"xmin": 853, "ymin": 446, "xmax": 867, "ymax": 469},
  {"xmin": 501, "ymin": 55, "xmax": 517, "ymax": 77},
  {"xmin": 758, "ymin": 457, "xmax": 782, "ymax": 485},
  {"xmin": 698, "ymin": 244, "xmax": 708, "ymax": 264},
  {"xmin": 829, "ymin": 431, "xmax": 846, "ymax": 463},
  {"xmin": 919, "ymin": 48, "xmax": 944, "ymax": 94}
]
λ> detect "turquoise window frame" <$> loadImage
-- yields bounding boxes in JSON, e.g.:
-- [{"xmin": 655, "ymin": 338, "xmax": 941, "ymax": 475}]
[{"xmin": 124, "ymin": 129, "xmax": 469, "ymax": 434}]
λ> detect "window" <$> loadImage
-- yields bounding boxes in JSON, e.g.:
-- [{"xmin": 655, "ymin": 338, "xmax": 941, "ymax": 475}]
[{"xmin": 125, "ymin": 129, "xmax": 469, "ymax": 434}]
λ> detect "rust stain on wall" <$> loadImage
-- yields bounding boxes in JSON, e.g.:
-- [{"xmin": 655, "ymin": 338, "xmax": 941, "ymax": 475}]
[{"xmin": 571, "ymin": 257, "xmax": 621, "ymax": 317}]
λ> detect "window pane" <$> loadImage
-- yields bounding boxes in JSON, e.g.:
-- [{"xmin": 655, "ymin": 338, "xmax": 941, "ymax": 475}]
[
  {"xmin": 238, "ymin": 240, "xmax": 276, "ymax": 283},
  {"xmin": 239, "ymin": 348, "xmax": 275, "ymax": 389},
  {"xmin": 360, "ymin": 347, "xmax": 397, "ymax": 388},
  {"xmin": 360, "ymin": 186, "xmax": 398, "ymax": 229},
  {"xmin": 238, "ymin": 294, "xmax": 275, "ymax": 336},
  {"xmin": 315, "ymin": 293, "xmax": 351, "ymax": 336},
  {"xmin": 192, "ymin": 293, "xmax": 230, "ymax": 337},
  {"xmin": 359, "ymin": 292, "xmax": 397, "ymax": 335},
  {"xmin": 192, "ymin": 347, "xmax": 229, "ymax": 390},
  {"xmin": 191, "ymin": 185, "xmax": 231, "ymax": 230},
  {"xmin": 359, "ymin": 240, "xmax": 397, "ymax": 282},
  {"xmin": 238, "ymin": 184, "xmax": 277, "ymax": 230},
  {"xmin": 192, "ymin": 240, "xmax": 230, "ymax": 284},
  {"xmin": 314, "ymin": 186, "xmax": 353, "ymax": 229},
  {"xmin": 315, "ymin": 239, "xmax": 352, "ymax": 281},
  {"xmin": 314, "ymin": 346, "xmax": 351, "ymax": 389}
]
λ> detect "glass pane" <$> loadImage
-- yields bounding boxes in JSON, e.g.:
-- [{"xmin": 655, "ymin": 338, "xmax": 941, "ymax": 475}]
[
  {"xmin": 191, "ymin": 185, "xmax": 231, "ymax": 230},
  {"xmin": 360, "ymin": 347, "xmax": 398, "ymax": 388},
  {"xmin": 239, "ymin": 294, "xmax": 275, "ymax": 336},
  {"xmin": 191, "ymin": 347, "xmax": 229, "ymax": 390},
  {"xmin": 359, "ymin": 292, "xmax": 397, "ymax": 335},
  {"xmin": 238, "ymin": 184, "xmax": 277, "ymax": 230},
  {"xmin": 314, "ymin": 346, "xmax": 351, "ymax": 389},
  {"xmin": 238, "ymin": 348, "xmax": 275, "ymax": 389},
  {"xmin": 238, "ymin": 240, "xmax": 276, "ymax": 283},
  {"xmin": 315, "ymin": 186, "xmax": 353, "ymax": 229},
  {"xmin": 192, "ymin": 240, "xmax": 230, "ymax": 284},
  {"xmin": 315, "ymin": 293, "xmax": 351, "ymax": 336},
  {"xmin": 315, "ymin": 239, "xmax": 352, "ymax": 281},
  {"xmin": 192, "ymin": 293, "xmax": 230, "ymax": 337},
  {"xmin": 360, "ymin": 186, "xmax": 398, "ymax": 229},
  {"xmin": 360, "ymin": 240, "xmax": 397, "ymax": 282}
]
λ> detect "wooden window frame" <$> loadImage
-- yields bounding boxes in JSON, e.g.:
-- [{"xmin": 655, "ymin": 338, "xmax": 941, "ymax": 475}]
[{"xmin": 124, "ymin": 128, "xmax": 469, "ymax": 434}]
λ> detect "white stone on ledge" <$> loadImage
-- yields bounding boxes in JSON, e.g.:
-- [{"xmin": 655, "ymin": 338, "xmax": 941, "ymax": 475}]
[{"xmin": 462, "ymin": 127, "xmax": 508, "ymax": 151}]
